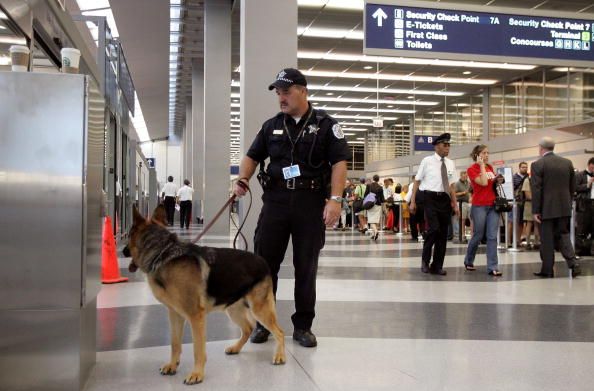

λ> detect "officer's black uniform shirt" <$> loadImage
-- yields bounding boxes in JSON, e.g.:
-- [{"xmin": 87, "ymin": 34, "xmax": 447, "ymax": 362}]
[{"xmin": 247, "ymin": 103, "xmax": 350, "ymax": 181}]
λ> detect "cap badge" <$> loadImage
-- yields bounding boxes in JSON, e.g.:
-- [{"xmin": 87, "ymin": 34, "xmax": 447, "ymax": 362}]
[{"xmin": 277, "ymin": 70, "xmax": 287, "ymax": 79}]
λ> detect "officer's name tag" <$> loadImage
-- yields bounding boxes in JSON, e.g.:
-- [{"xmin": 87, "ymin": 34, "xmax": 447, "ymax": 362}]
[
  {"xmin": 273, "ymin": 129, "xmax": 283, "ymax": 135},
  {"xmin": 282, "ymin": 164, "xmax": 301, "ymax": 180}
]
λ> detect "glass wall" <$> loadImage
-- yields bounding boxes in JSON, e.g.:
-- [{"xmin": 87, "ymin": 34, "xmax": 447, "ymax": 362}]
[{"xmin": 490, "ymin": 68, "xmax": 594, "ymax": 138}]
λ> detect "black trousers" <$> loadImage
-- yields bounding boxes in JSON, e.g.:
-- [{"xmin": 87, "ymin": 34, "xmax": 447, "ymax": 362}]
[
  {"xmin": 422, "ymin": 192, "xmax": 452, "ymax": 271},
  {"xmin": 179, "ymin": 200, "xmax": 192, "ymax": 228},
  {"xmin": 164, "ymin": 196, "xmax": 176, "ymax": 226},
  {"xmin": 539, "ymin": 217, "xmax": 576, "ymax": 274},
  {"xmin": 577, "ymin": 200, "xmax": 594, "ymax": 238},
  {"xmin": 254, "ymin": 189, "xmax": 325, "ymax": 330}
]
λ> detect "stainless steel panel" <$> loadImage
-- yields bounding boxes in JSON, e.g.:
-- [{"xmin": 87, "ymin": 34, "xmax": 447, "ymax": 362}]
[
  {"xmin": 83, "ymin": 77, "xmax": 104, "ymax": 304},
  {"xmin": 0, "ymin": 308, "xmax": 84, "ymax": 391},
  {"xmin": 0, "ymin": 72, "xmax": 85, "ymax": 310}
]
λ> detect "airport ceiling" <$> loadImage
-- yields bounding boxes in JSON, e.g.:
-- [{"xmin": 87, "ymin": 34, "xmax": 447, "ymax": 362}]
[{"xmin": 111, "ymin": 0, "xmax": 594, "ymax": 151}]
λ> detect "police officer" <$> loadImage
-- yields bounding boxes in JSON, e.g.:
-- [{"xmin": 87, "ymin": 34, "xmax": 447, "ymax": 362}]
[
  {"xmin": 233, "ymin": 68, "xmax": 349, "ymax": 347},
  {"xmin": 410, "ymin": 133, "xmax": 459, "ymax": 275}
]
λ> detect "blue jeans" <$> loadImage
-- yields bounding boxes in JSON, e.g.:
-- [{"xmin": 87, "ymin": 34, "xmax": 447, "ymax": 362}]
[{"xmin": 464, "ymin": 205, "xmax": 499, "ymax": 272}]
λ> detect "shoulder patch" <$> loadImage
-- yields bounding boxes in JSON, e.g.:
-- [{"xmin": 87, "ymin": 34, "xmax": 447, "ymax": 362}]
[{"xmin": 332, "ymin": 123, "xmax": 344, "ymax": 139}]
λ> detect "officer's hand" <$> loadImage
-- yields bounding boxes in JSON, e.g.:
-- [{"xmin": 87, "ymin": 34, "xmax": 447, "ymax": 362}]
[
  {"xmin": 409, "ymin": 202, "xmax": 416, "ymax": 215},
  {"xmin": 323, "ymin": 199, "xmax": 341, "ymax": 226},
  {"xmin": 234, "ymin": 179, "xmax": 249, "ymax": 197}
]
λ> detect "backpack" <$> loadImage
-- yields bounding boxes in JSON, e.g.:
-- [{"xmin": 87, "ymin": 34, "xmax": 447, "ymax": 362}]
[{"xmin": 362, "ymin": 192, "xmax": 376, "ymax": 210}]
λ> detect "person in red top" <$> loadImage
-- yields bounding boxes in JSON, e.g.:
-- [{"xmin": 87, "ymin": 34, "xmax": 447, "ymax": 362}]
[{"xmin": 464, "ymin": 144, "xmax": 503, "ymax": 276}]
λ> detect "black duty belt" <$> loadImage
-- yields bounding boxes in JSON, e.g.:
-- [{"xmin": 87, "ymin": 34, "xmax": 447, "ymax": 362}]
[{"xmin": 273, "ymin": 177, "xmax": 323, "ymax": 190}]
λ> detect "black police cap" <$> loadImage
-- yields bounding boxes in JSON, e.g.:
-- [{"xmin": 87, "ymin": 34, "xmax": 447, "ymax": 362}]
[
  {"xmin": 268, "ymin": 68, "xmax": 307, "ymax": 90},
  {"xmin": 432, "ymin": 133, "xmax": 451, "ymax": 145}
]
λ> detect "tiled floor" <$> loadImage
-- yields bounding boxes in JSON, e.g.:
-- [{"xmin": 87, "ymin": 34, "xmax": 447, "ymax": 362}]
[{"xmin": 85, "ymin": 226, "xmax": 594, "ymax": 390}]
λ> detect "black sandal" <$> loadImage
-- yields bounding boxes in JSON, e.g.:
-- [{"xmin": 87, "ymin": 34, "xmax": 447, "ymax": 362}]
[
  {"xmin": 464, "ymin": 265, "xmax": 476, "ymax": 271},
  {"xmin": 488, "ymin": 270, "xmax": 502, "ymax": 276}
]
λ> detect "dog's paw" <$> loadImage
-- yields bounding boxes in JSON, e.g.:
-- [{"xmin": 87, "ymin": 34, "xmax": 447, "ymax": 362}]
[
  {"xmin": 224, "ymin": 344, "xmax": 241, "ymax": 355},
  {"xmin": 183, "ymin": 371, "xmax": 204, "ymax": 385},
  {"xmin": 159, "ymin": 363, "xmax": 178, "ymax": 376},
  {"xmin": 272, "ymin": 352, "xmax": 286, "ymax": 365}
]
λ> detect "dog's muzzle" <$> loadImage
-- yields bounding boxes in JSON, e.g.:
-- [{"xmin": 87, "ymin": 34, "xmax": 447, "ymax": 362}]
[
  {"xmin": 122, "ymin": 245, "xmax": 138, "ymax": 272},
  {"xmin": 128, "ymin": 260, "xmax": 138, "ymax": 273}
]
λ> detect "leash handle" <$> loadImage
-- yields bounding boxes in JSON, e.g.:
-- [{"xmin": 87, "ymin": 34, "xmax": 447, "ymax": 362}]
[{"xmin": 191, "ymin": 180, "xmax": 251, "ymax": 245}]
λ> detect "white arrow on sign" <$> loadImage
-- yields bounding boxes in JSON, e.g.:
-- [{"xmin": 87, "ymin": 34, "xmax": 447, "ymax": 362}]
[{"xmin": 372, "ymin": 8, "xmax": 388, "ymax": 27}]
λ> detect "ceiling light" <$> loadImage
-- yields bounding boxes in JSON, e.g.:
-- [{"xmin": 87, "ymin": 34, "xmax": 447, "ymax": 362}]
[
  {"xmin": 76, "ymin": 0, "xmax": 110, "ymax": 11},
  {"xmin": 356, "ymin": 137, "xmax": 365, "ymax": 140},
  {"xmin": 301, "ymin": 70, "xmax": 498, "ymax": 85},
  {"xmin": 325, "ymin": 92, "xmax": 334, "ymax": 96},
  {"xmin": 407, "ymin": 96, "xmax": 414, "ymax": 99},
  {"xmin": 355, "ymin": 119, "xmax": 361, "ymax": 122},
  {"xmin": 233, "ymin": 99, "xmax": 239, "ymax": 103},
  {"xmin": 307, "ymin": 84, "xmax": 464, "ymax": 97},
  {"xmin": 387, "ymin": 105, "xmax": 394, "ymax": 108},
  {"xmin": 334, "ymin": 114, "xmax": 398, "ymax": 120},
  {"xmin": 315, "ymin": 106, "xmax": 415, "ymax": 114},
  {"xmin": 363, "ymin": 65, "xmax": 373, "ymax": 70},
  {"xmin": 309, "ymin": 96, "xmax": 437, "ymax": 106},
  {"xmin": 0, "ymin": 25, "xmax": 6, "ymax": 30},
  {"xmin": 298, "ymin": 26, "xmax": 363, "ymax": 40},
  {"xmin": 463, "ymin": 71, "xmax": 472, "ymax": 75},
  {"xmin": 170, "ymin": 6, "xmax": 181, "ymax": 19},
  {"xmin": 298, "ymin": 51, "xmax": 536, "ymax": 70},
  {"xmin": 348, "ymin": 141, "xmax": 365, "ymax": 144},
  {"xmin": 297, "ymin": 0, "xmax": 363, "ymax": 10},
  {"xmin": 0, "ymin": 36, "xmax": 27, "ymax": 45}
]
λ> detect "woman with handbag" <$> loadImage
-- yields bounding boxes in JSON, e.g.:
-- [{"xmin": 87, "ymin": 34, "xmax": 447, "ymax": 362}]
[{"xmin": 464, "ymin": 145, "xmax": 503, "ymax": 276}]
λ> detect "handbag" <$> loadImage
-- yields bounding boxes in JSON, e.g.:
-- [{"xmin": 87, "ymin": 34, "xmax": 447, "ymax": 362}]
[
  {"xmin": 494, "ymin": 184, "xmax": 512, "ymax": 213},
  {"xmin": 362, "ymin": 192, "xmax": 377, "ymax": 210}
]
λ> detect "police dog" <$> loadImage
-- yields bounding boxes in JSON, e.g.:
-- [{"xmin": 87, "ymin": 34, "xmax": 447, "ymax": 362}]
[{"xmin": 124, "ymin": 206, "xmax": 285, "ymax": 385}]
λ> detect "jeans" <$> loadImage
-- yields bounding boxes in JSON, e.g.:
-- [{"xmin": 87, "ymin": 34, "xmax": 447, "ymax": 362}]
[{"xmin": 464, "ymin": 205, "xmax": 499, "ymax": 272}]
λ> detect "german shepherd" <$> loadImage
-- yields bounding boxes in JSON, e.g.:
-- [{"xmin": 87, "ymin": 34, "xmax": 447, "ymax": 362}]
[{"xmin": 123, "ymin": 206, "xmax": 285, "ymax": 385}]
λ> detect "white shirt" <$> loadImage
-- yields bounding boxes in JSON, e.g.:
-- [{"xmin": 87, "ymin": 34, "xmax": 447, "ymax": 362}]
[
  {"xmin": 162, "ymin": 182, "xmax": 178, "ymax": 197},
  {"xmin": 177, "ymin": 185, "xmax": 194, "ymax": 201},
  {"xmin": 383, "ymin": 185, "xmax": 394, "ymax": 199},
  {"xmin": 415, "ymin": 153, "xmax": 458, "ymax": 192}
]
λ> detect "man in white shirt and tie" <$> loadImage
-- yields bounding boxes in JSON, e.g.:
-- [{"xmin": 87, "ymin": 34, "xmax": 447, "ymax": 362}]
[
  {"xmin": 410, "ymin": 133, "xmax": 459, "ymax": 275},
  {"xmin": 161, "ymin": 176, "xmax": 178, "ymax": 226}
]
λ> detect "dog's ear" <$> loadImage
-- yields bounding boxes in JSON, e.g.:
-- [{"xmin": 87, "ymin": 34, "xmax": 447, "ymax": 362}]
[
  {"xmin": 151, "ymin": 204, "xmax": 167, "ymax": 225},
  {"xmin": 133, "ymin": 207, "xmax": 145, "ymax": 226}
]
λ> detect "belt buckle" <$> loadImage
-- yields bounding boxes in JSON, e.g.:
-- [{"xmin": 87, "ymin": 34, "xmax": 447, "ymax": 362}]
[{"xmin": 286, "ymin": 178, "xmax": 296, "ymax": 190}]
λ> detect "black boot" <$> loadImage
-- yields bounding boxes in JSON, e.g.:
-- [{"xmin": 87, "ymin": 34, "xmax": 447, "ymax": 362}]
[
  {"xmin": 292, "ymin": 329, "xmax": 317, "ymax": 347},
  {"xmin": 250, "ymin": 326, "xmax": 270, "ymax": 343}
]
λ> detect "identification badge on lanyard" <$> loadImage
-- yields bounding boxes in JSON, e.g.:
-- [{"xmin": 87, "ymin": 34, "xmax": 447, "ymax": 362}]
[{"xmin": 282, "ymin": 164, "xmax": 301, "ymax": 180}]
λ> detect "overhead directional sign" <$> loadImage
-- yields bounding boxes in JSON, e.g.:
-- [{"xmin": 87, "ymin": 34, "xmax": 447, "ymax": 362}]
[
  {"xmin": 414, "ymin": 135, "xmax": 437, "ymax": 151},
  {"xmin": 364, "ymin": 0, "xmax": 594, "ymax": 67}
]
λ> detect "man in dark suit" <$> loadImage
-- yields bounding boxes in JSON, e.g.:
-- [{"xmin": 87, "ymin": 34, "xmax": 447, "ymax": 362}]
[
  {"xmin": 575, "ymin": 157, "xmax": 594, "ymax": 255},
  {"xmin": 531, "ymin": 137, "xmax": 581, "ymax": 278}
]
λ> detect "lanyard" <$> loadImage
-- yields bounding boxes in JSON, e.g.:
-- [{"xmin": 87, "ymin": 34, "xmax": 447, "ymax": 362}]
[{"xmin": 284, "ymin": 109, "xmax": 314, "ymax": 165}]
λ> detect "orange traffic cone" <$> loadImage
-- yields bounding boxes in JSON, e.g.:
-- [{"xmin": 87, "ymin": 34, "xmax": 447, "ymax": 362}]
[{"xmin": 101, "ymin": 216, "xmax": 128, "ymax": 284}]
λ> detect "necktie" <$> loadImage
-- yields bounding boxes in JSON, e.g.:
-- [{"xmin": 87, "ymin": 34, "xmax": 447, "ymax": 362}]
[{"xmin": 441, "ymin": 158, "xmax": 450, "ymax": 197}]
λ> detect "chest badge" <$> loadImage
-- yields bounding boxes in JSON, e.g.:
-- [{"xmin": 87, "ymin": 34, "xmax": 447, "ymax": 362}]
[
  {"xmin": 308, "ymin": 124, "xmax": 319, "ymax": 135},
  {"xmin": 332, "ymin": 124, "xmax": 344, "ymax": 139}
]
